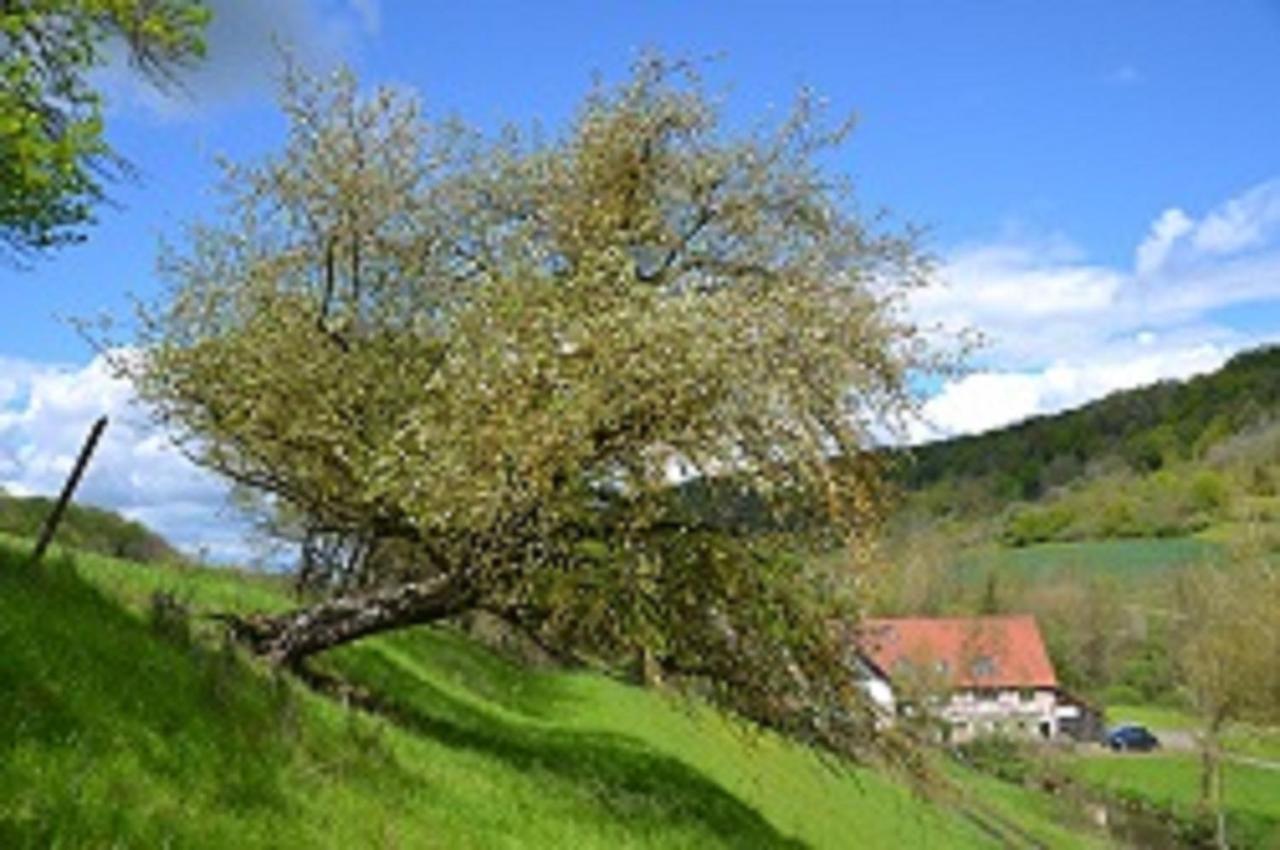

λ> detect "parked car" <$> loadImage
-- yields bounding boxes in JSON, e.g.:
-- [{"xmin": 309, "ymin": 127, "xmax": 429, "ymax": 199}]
[{"xmin": 1105, "ymin": 724, "xmax": 1160, "ymax": 752}]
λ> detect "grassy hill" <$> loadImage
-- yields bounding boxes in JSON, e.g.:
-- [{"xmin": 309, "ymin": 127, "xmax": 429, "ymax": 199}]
[
  {"xmin": 0, "ymin": 492, "xmax": 178, "ymax": 563},
  {"xmin": 0, "ymin": 534, "xmax": 1114, "ymax": 849}
]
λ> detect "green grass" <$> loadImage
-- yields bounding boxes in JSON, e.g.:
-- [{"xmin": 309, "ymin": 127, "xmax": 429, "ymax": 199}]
[
  {"xmin": 960, "ymin": 536, "xmax": 1222, "ymax": 582},
  {"xmin": 1069, "ymin": 754, "xmax": 1280, "ymax": 848},
  {"xmin": 940, "ymin": 766, "xmax": 1109, "ymax": 850},
  {"xmin": 0, "ymin": 535, "xmax": 1103, "ymax": 848},
  {"xmin": 1105, "ymin": 704, "xmax": 1198, "ymax": 732}
]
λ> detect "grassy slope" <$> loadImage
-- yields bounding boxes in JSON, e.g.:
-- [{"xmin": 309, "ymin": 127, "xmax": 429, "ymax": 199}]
[{"xmin": 0, "ymin": 535, "xmax": 1104, "ymax": 849}]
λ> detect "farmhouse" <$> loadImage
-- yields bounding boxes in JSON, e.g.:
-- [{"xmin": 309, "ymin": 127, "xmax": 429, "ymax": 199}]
[{"xmin": 858, "ymin": 614, "xmax": 1080, "ymax": 742}]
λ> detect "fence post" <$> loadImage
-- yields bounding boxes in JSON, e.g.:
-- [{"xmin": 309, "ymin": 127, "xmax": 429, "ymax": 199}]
[{"xmin": 29, "ymin": 415, "xmax": 108, "ymax": 566}]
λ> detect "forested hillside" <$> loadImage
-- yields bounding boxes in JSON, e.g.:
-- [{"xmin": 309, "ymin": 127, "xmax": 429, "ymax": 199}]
[
  {"xmin": 894, "ymin": 345, "xmax": 1280, "ymax": 545},
  {"xmin": 902, "ymin": 345, "xmax": 1280, "ymax": 499}
]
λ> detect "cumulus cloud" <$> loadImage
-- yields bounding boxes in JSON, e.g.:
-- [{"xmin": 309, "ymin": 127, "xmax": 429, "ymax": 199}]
[
  {"xmin": 912, "ymin": 176, "xmax": 1280, "ymax": 439},
  {"xmin": 1131, "ymin": 179, "xmax": 1280, "ymax": 277},
  {"xmin": 1191, "ymin": 180, "xmax": 1280, "ymax": 256},
  {"xmin": 0, "ymin": 354, "xmax": 254, "ymax": 563},
  {"xmin": 916, "ymin": 342, "xmax": 1233, "ymax": 441},
  {"xmin": 98, "ymin": 0, "xmax": 381, "ymax": 118}
]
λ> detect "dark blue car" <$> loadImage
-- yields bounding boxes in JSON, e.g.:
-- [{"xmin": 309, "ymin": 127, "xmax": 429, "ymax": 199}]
[{"xmin": 1105, "ymin": 724, "xmax": 1160, "ymax": 752}]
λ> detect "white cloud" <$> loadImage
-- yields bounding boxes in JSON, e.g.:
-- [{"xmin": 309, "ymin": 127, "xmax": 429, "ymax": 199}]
[
  {"xmin": 916, "ymin": 342, "xmax": 1233, "ymax": 440},
  {"xmin": 1191, "ymin": 179, "xmax": 1280, "ymax": 256},
  {"xmin": 98, "ymin": 0, "xmax": 381, "ymax": 119},
  {"xmin": 0, "ymin": 354, "xmax": 253, "ymax": 563},
  {"xmin": 911, "ymin": 176, "xmax": 1280, "ymax": 438},
  {"xmin": 915, "ymin": 178, "xmax": 1280, "ymax": 368},
  {"xmin": 1136, "ymin": 207, "xmax": 1194, "ymax": 276},
  {"xmin": 1130, "ymin": 179, "xmax": 1280, "ymax": 278}
]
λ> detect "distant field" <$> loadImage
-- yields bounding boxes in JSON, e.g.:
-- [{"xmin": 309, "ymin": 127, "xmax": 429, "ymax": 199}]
[{"xmin": 958, "ymin": 537, "xmax": 1223, "ymax": 581}]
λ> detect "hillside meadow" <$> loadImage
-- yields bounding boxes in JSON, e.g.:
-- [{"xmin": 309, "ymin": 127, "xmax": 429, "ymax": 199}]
[{"xmin": 0, "ymin": 534, "xmax": 1114, "ymax": 849}]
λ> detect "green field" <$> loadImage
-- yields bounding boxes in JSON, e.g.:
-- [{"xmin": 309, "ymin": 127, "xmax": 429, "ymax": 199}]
[
  {"xmin": 0, "ymin": 535, "xmax": 1113, "ymax": 848},
  {"xmin": 1105, "ymin": 703, "xmax": 1199, "ymax": 731},
  {"xmin": 1069, "ymin": 754, "xmax": 1280, "ymax": 848},
  {"xmin": 959, "ymin": 537, "xmax": 1222, "ymax": 582}
]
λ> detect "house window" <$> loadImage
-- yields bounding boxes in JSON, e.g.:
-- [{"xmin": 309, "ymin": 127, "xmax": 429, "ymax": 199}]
[{"xmin": 971, "ymin": 655, "xmax": 997, "ymax": 678}]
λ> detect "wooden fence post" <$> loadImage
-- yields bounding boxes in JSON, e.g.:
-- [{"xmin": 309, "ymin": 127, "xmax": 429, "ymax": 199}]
[{"xmin": 29, "ymin": 415, "xmax": 108, "ymax": 566}]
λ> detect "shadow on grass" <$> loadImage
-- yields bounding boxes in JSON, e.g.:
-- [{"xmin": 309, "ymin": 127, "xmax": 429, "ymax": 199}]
[
  {"xmin": 328, "ymin": 636, "xmax": 810, "ymax": 850},
  {"xmin": 0, "ymin": 549, "xmax": 297, "ymax": 843},
  {"xmin": 362, "ymin": 624, "xmax": 588, "ymax": 721},
  {"xmin": 0, "ymin": 541, "xmax": 809, "ymax": 848}
]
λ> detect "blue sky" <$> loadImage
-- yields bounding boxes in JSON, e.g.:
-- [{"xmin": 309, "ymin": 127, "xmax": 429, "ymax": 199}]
[{"xmin": 2, "ymin": 0, "xmax": 1279, "ymax": 559}]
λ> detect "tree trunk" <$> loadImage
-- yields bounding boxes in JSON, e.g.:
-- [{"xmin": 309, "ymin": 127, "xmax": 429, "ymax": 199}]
[
  {"xmin": 1213, "ymin": 754, "xmax": 1228, "ymax": 850},
  {"xmin": 1199, "ymin": 716, "xmax": 1229, "ymax": 850},
  {"xmin": 224, "ymin": 573, "xmax": 475, "ymax": 667}
]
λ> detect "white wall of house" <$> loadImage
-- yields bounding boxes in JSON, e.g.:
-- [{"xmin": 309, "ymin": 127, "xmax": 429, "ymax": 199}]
[{"xmin": 941, "ymin": 687, "xmax": 1059, "ymax": 742}]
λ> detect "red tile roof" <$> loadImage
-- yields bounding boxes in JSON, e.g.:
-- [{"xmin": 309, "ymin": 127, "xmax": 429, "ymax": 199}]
[{"xmin": 858, "ymin": 615, "xmax": 1057, "ymax": 690}]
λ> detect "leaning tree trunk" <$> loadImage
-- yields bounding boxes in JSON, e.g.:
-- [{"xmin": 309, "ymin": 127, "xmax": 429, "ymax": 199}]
[{"xmin": 224, "ymin": 573, "xmax": 475, "ymax": 667}]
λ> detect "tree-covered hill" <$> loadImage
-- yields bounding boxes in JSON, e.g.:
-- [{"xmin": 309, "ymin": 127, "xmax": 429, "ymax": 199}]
[
  {"xmin": 899, "ymin": 345, "xmax": 1280, "ymax": 503},
  {"xmin": 0, "ymin": 493, "xmax": 177, "ymax": 563},
  {"xmin": 892, "ymin": 346, "xmax": 1280, "ymax": 546}
]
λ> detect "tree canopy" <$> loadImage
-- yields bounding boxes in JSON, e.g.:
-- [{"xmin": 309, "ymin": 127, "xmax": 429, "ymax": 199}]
[
  {"xmin": 122, "ymin": 59, "xmax": 945, "ymax": 761},
  {"xmin": 1, "ymin": 0, "xmax": 208, "ymax": 261}
]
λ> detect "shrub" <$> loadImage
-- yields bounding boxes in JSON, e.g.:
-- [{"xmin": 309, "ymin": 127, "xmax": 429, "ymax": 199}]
[
  {"xmin": 953, "ymin": 734, "xmax": 1035, "ymax": 785},
  {"xmin": 1000, "ymin": 505, "xmax": 1076, "ymax": 547}
]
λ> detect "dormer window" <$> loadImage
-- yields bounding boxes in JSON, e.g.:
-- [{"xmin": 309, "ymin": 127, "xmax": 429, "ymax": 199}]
[{"xmin": 971, "ymin": 655, "xmax": 996, "ymax": 678}]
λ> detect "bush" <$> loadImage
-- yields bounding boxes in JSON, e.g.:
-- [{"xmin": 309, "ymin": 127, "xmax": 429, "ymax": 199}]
[
  {"xmin": 1000, "ymin": 505, "xmax": 1076, "ymax": 547},
  {"xmin": 1115, "ymin": 642, "xmax": 1178, "ymax": 705},
  {"xmin": 1189, "ymin": 470, "xmax": 1229, "ymax": 514},
  {"xmin": 953, "ymin": 734, "xmax": 1035, "ymax": 785},
  {"xmin": 1099, "ymin": 684, "xmax": 1142, "ymax": 707}
]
